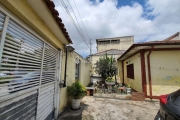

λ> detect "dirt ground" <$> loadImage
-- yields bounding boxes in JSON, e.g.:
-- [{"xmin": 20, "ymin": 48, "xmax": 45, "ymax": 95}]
[{"xmin": 58, "ymin": 96, "xmax": 159, "ymax": 120}]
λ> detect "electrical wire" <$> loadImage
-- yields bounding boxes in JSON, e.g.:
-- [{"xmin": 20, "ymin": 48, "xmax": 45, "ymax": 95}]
[
  {"xmin": 72, "ymin": 0, "xmax": 91, "ymax": 40},
  {"xmin": 61, "ymin": 0, "xmax": 88, "ymax": 46},
  {"xmin": 57, "ymin": 0, "xmax": 90, "ymax": 48},
  {"xmin": 66, "ymin": 0, "xmax": 89, "ymax": 46}
]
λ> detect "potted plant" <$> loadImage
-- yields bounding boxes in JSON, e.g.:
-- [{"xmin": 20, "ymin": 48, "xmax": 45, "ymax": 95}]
[
  {"xmin": 126, "ymin": 83, "xmax": 132, "ymax": 94},
  {"xmin": 105, "ymin": 77, "xmax": 115, "ymax": 93},
  {"xmin": 105, "ymin": 77, "xmax": 115, "ymax": 85},
  {"xmin": 67, "ymin": 81, "xmax": 86, "ymax": 109}
]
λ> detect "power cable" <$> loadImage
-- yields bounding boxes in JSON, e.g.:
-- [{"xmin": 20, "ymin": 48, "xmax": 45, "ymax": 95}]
[
  {"xmin": 56, "ymin": 0, "xmax": 90, "ymax": 48},
  {"xmin": 66, "ymin": 0, "xmax": 89, "ymax": 46},
  {"xmin": 61, "ymin": 0, "xmax": 89, "ymax": 47},
  {"xmin": 72, "ymin": 0, "xmax": 91, "ymax": 40}
]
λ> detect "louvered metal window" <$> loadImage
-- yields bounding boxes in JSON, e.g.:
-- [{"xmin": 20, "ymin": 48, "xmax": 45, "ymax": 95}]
[
  {"xmin": 0, "ymin": 9, "xmax": 59, "ymax": 120},
  {"xmin": 42, "ymin": 44, "xmax": 58, "ymax": 85},
  {"xmin": 0, "ymin": 14, "xmax": 58, "ymax": 96},
  {"xmin": 0, "ymin": 18, "xmax": 43, "ymax": 96},
  {"xmin": 75, "ymin": 58, "xmax": 81, "ymax": 80}
]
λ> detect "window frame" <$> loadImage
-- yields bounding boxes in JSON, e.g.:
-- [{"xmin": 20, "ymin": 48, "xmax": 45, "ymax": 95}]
[
  {"xmin": 75, "ymin": 58, "xmax": 81, "ymax": 80},
  {"xmin": 126, "ymin": 64, "xmax": 134, "ymax": 79}
]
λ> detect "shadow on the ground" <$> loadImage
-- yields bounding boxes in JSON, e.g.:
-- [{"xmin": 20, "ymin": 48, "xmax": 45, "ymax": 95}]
[{"xmin": 58, "ymin": 103, "xmax": 94, "ymax": 120}]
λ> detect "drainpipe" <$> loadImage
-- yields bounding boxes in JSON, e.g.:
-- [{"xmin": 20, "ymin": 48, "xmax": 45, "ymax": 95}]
[
  {"xmin": 63, "ymin": 48, "xmax": 68, "ymax": 87},
  {"xmin": 122, "ymin": 60, "xmax": 124, "ymax": 86},
  {"xmin": 140, "ymin": 51, "xmax": 147, "ymax": 97},
  {"xmin": 147, "ymin": 46, "xmax": 154, "ymax": 99}
]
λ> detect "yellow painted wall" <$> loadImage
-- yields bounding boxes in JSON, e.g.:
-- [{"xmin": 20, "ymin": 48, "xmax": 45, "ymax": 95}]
[
  {"xmin": 117, "ymin": 60, "xmax": 123, "ymax": 83},
  {"xmin": 145, "ymin": 50, "xmax": 180, "ymax": 96},
  {"xmin": 0, "ymin": 0, "xmax": 64, "ymax": 49},
  {"xmin": 59, "ymin": 51, "xmax": 91, "ymax": 113},
  {"xmin": 91, "ymin": 55, "xmax": 100, "ymax": 75},
  {"xmin": 123, "ymin": 53, "xmax": 142, "ymax": 92},
  {"xmin": 79, "ymin": 59, "xmax": 91, "ymax": 86},
  {"xmin": 0, "ymin": 0, "xmax": 91, "ymax": 115}
]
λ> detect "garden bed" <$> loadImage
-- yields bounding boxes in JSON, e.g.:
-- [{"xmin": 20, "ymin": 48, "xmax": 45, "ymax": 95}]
[{"xmin": 94, "ymin": 93, "xmax": 132, "ymax": 100}]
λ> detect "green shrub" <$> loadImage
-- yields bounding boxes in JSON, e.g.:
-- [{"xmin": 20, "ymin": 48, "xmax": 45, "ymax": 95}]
[
  {"xmin": 67, "ymin": 81, "xmax": 86, "ymax": 99},
  {"xmin": 95, "ymin": 53, "xmax": 118, "ymax": 82}
]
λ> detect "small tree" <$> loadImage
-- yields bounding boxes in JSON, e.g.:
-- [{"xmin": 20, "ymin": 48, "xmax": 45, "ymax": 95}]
[{"xmin": 95, "ymin": 53, "xmax": 118, "ymax": 82}]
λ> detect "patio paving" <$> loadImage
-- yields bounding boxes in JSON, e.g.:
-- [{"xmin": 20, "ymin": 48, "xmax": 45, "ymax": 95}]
[{"xmin": 58, "ymin": 96, "xmax": 159, "ymax": 120}]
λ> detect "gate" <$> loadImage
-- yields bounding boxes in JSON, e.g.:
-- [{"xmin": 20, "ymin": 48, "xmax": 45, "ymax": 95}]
[{"xmin": 0, "ymin": 9, "xmax": 59, "ymax": 120}]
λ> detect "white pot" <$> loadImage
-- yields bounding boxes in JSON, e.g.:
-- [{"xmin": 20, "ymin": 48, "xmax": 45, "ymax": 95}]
[
  {"xmin": 126, "ymin": 88, "xmax": 131, "ymax": 94},
  {"xmin": 105, "ymin": 81, "xmax": 115, "ymax": 85},
  {"xmin": 72, "ymin": 98, "xmax": 81, "ymax": 109}
]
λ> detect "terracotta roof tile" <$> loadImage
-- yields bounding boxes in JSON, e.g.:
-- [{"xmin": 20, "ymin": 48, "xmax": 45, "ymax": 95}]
[
  {"xmin": 163, "ymin": 32, "xmax": 180, "ymax": 41},
  {"xmin": 140, "ymin": 40, "xmax": 180, "ymax": 44},
  {"xmin": 45, "ymin": 0, "xmax": 72, "ymax": 44}
]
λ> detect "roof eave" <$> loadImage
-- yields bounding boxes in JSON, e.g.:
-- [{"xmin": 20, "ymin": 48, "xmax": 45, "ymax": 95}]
[
  {"xmin": 27, "ymin": 0, "xmax": 72, "ymax": 44},
  {"xmin": 118, "ymin": 42, "xmax": 180, "ymax": 61}
]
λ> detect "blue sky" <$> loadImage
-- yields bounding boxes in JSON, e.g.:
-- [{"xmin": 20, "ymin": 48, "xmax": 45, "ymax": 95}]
[
  {"xmin": 90, "ymin": 0, "xmax": 145, "ymax": 8},
  {"xmin": 118, "ymin": 0, "xmax": 145, "ymax": 6},
  {"xmin": 90, "ymin": 0, "xmax": 154, "ymax": 20},
  {"xmin": 54, "ymin": 0, "xmax": 180, "ymax": 57},
  {"xmin": 105, "ymin": 0, "xmax": 145, "ymax": 7}
]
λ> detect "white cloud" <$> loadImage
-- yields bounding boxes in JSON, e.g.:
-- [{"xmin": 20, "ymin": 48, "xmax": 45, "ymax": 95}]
[{"xmin": 54, "ymin": 0, "xmax": 180, "ymax": 57}]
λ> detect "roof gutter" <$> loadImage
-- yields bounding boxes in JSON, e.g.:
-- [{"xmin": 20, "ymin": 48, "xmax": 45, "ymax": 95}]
[
  {"xmin": 118, "ymin": 42, "xmax": 180, "ymax": 60},
  {"xmin": 44, "ymin": 0, "xmax": 72, "ymax": 44}
]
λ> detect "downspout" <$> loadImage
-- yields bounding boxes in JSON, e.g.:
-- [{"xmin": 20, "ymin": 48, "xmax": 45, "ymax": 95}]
[
  {"xmin": 140, "ymin": 51, "xmax": 147, "ymax": 97},
  {"xmin": 147, "ymin": 46, "xmax": 154, "ymax": 99},
  {"xmin": 122, "ymin": 60, "xmax": 124, "ymax": 86},
  {"xmin": 63, "ymin": 47, "xmax": 68, "ymax": 87},
  {"xmin": 115, "ymin": 73, "xmax": 117, "ymax": 84}
]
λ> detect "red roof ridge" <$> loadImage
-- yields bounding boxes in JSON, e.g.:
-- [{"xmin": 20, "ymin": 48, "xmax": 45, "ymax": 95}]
[
  {"xmin": 163, "ymin": 32, "xmax": 180, "ymax": 41},
  {"xmin": 45, "ymin": 0, "xmax": 72, "ymax": 44}
]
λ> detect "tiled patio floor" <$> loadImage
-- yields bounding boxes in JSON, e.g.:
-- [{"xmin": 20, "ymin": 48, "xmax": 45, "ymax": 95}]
[{"xmin": 58, "ymin": 96, "xmax": 159, "ymax": 120}]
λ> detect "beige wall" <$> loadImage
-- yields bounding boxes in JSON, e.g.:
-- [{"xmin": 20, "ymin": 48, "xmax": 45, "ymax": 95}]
[
  {"xmin": 119, "ymin": 50, "xmax": 180, "ymax": 97},
  {"xmin": 123, "ymin": 53, "xmax": 142, "ymax": 92},
  {"xmin": 145, "ymin": 50, "xmax": 180, "ymax": 96},
  {"xmin": 0, "ymin": 0, "xmax": 91, "ymax": 114},
  {"xmin": 91, "ymin": 55, "xmax": 120, "ymax": 75},
  {"xmin": 59, "ymin": 51, "xmax": 91, "ymax": 113},
  {"xmin": 0, "ymin": 0, "xmax": 64, "ymax": 49},
  {"xmin": 97, "ymin": 36, "xmax": 134, "ymax": 52},
  {"xmin": 117, "ymin": 60, "xmax": 123, "ymax": 83},
  {"xmin": 91, "ymin": 55, "xmax": 100, "ymax": 75}
]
